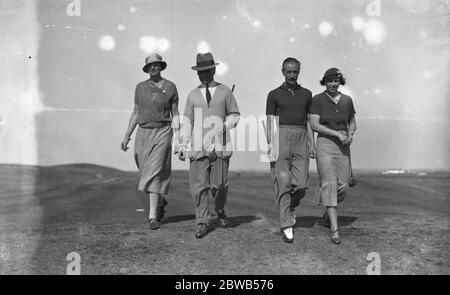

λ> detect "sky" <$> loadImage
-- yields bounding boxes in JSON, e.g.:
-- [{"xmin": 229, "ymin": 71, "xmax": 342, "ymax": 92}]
[{"xmin": 0, "ymin": 0, "xmax": 449, "ymax": 171}]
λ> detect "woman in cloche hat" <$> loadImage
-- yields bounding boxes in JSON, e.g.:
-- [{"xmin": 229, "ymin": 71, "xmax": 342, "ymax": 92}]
[
  {"xmin": 309, "ymin": 68, "xmax": 357, "ymax": 245},
  {"xmin": 121, "ymin": 53, "xmax": 180, "ymax": 230}
]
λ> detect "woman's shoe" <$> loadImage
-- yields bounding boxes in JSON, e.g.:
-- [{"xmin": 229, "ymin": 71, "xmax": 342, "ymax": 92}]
[
  {"xmin": 330, "ymin": 229, "xmax": 341, "ymax": 245},
  {"xmin": 149, "ymin": 218, "xmax": 160, "ymax": 230},
  {"xmin": 156, "ymin": 198, "xmax": 168, "ymax": 222}
]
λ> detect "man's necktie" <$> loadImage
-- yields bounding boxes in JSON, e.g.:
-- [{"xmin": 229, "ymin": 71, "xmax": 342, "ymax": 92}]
[{"xmin": 205, "ymin": 85, "xmax": 212, "ymax": 106}]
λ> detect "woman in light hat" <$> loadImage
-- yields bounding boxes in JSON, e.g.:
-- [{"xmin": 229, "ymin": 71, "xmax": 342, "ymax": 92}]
[
  {"xmin": 121, "ymin": 53, "xmax": 180, "ymax": 230},
  {"xmin": 309, "ymin": 68, "xmax": 357, "ymax": 244}
]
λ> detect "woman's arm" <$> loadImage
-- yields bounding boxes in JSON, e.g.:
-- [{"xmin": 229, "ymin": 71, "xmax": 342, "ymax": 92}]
[
  {"xmin": 171, "ymin": 101, "xmax": 180, "ymax": 132},
  {"xmin": 121, "ymin": 103, "xmax": 138, "ymax": 151},
  {"xmin": 309, "ymin": 114, "xmax": 349, "ymax": 145},
  {"xmin": 347, "ymin": 114, "xmax": 357, "ymax": 144}
]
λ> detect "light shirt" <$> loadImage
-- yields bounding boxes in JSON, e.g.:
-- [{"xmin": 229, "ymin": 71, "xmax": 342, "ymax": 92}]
[
  {"xmin": 325, "ymin": 92, "xmax": 341, "ymax": 104},
  {"xmin": 200, "ymin": 85, "xmax": 217, "ymax": 104}
]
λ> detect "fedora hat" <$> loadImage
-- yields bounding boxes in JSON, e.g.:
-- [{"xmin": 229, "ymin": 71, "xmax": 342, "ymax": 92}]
[
  {"xmin": 191, "ymin": 52, "xmax": 219, "ymax": 71},
  {"xmin": 142, "ymin": 53, "xmax": 167, "ymax": 73}
]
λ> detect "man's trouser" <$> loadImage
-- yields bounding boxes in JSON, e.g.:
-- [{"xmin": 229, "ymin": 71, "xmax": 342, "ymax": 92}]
[
  {"xmin": 270, "ymin": 125, "xmax": 309, "ymax": 229},
  {"xmin": 189, "ymin": 156, "xmax": 229, "ymax": 225}
]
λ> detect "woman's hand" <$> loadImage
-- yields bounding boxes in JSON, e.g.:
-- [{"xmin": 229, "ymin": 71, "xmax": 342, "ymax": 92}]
[
  {"xmin": 121, "ymin": 137, "xmax": 131, "ymax": 151},
  {"xmin": 337, "ymin": 131, "xmax": 349, "ymax": 145},
  {"xmin": 348, "ymin": 133, "xmax": 354, "ymax": 145},
  {"xmin": 309, "ymin": 144, "xmax": 317, "ymax": 159}
]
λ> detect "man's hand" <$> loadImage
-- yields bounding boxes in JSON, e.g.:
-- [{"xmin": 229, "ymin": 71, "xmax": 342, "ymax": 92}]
[
  {"xmin": 267, "ymin": 143, "xmax": 279, "ymax": 162},
  {"xmin": 173, "ymin": 130, "xmax": 181, "ymax": 154},
  {"xmin": 121, "ymin": 137, "xmax": 131, "ymax": 151},
  {"xmin": 309, "ymin": 144, "xmax": 317, "ymax": 159},
  {"xmin": 178, "ymin": 146, "xmax": 187, "ymax": 161}
]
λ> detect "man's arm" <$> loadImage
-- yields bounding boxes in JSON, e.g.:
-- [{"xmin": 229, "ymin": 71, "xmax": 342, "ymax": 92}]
[
  {"xmin": 178, "ymin": 96, "xmax": 194, "ymax": 160},
  {"xmin": 223, "ymin": 113, "xmax": 240, "ymax": 131},
  {"xmin": 306, "ymin": 114, "xmax": 316, "ymax": 158},
  {"xmin": 266, "ymin": 115, "xmax": 275, "ymax": 145}
]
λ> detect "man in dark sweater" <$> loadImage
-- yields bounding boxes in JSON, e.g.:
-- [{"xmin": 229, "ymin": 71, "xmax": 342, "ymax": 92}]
[{"xmin": 265, "ymin": 57, "xmax": 315, "ymax": 243}]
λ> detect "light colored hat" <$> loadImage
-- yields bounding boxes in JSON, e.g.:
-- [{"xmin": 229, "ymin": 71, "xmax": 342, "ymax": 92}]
[
  {"xmin": 143, "ymin": 53, "xmax": 167, "ymax": 73},
  {"xmin": 191, "ymin": 52, "xmax": 219, "ymax": 71}
]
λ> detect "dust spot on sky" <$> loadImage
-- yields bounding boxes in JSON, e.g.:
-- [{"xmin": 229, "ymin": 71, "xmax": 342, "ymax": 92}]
[
  {"xmin": 140, "ymin": 36, "xmax": 171, "ymax": 54},
  {"xmin": 363, "ymin": 19, "xmax": 386, "ymax": 45},
  {"xmin": 197, "ymin": 41, "xmax": 211, "ymax": 53},
  {"xmin": 318, "ymin": 21, "xmax": 334, "ymax": 37},
  {"xmin": 216, "ymin": 60, "xmax": 229, "ymax": 76},
  {"xmin": 253, "ymin": 19, "xmax": 262, "ymax": 28},
  {"xmin": 99, "ymin": 35, "xmax": 115, "ymax": 51},
  {"xmin": 352, "ymin": 16, "xmax": 365, "ymax": 32}
]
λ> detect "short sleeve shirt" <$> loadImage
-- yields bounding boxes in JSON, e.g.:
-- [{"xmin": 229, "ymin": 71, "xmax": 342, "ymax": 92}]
[
  {"xmin": 134, "ymin": 79, "xmax": 179, "ymax": 128},
  {"xmin": 266, "ymin": 83, "xmax": 312, "ymax": 126},
  {"xmin": 310, "ymin": 91, "xmax": 356, "ymax": 131}
]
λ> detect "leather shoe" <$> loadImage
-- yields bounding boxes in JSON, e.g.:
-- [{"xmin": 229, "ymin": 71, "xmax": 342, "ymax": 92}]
[
  {"xmin": 195, "ymin": 224, "xmax": 209, "ymax": 239},
  {"xmin": 217, "ymin": 211, "xmax": 228, "ymax": 228},
  {"xmin": 331, "ymin": 229, "xmax": 341, "ymax": 245},
  {"xmin": 148, "ymin": 218, "xmax": 160, "ymax": 230}
]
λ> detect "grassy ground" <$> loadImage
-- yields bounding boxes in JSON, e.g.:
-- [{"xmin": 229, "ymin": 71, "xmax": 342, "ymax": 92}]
[{"xmin": 0, "ymin": 164, "xmax": 448, "ymax": 274}]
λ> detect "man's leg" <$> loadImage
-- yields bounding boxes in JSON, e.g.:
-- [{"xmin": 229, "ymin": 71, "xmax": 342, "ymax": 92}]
[
  {"xmin": 211, "ymin": 158, "xmax": 230, "ymax": 227},
  {"xmin": 290, "ymin": 128, "xmax": 310, "ymax": 215},
  {"xmin": 189, "ymin": 157, "xmax": 214, "ymax": 238},
  {"xmin": 271, "ymin": 128, "xmax": 294, "ymax": 234}
]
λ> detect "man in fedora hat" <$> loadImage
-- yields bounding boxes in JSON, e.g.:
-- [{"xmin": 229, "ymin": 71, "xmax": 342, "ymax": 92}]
[
  {"xmin": 178, "ymin": 52, "xmax": 240, "ymax": 239},
  {"xmin": 266, "ymin": 57, "xmax": 315, "ymax": 243},
  {"xmin": 121, "ymin": 53, "xmax": 180, "ymax": 230}
]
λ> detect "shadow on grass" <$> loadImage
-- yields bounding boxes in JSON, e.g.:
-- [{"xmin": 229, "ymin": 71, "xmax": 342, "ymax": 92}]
[
  {"xmin": 295, "ymin": 216, "xmax": 358, "ymax": 228},
  {"xmin": 226, "ymin": 215, "xmax": 263, "ymax": 228},
  {"xmin": 160, "ymin": 214, "xmax": 196, "ymax": 225},
  {"xmin": 161, "ymin": 215, "xmax": 262, "ymax": 228}
]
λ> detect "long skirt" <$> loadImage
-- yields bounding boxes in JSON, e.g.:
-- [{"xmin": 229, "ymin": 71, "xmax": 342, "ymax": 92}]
[
  {"xmin": 314, "ymin": 134, "xmax": 350, "ymax": 207},
  {"xmin": 134, "ymin": 125, "xmax": 172, "ymax": 194}
]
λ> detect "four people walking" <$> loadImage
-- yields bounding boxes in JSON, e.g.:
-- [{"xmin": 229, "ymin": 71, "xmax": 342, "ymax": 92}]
[{"xmin": 122, "ymin": 52, "xmax": 356, "ymax": 245}]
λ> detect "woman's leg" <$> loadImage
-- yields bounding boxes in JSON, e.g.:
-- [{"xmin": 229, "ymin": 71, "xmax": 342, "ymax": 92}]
[
  {"xmin": 326, "ymin": 206, "xmax": 338, "ymax": 232},
  {"xmin": 149, "ymin": 193, "xmax": 161, "ymax": 220}
]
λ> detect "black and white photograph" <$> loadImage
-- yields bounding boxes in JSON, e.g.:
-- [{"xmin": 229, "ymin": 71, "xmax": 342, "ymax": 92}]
[{"xmin": 0, "ymin": 0, "xmax": 449, "ymax": 279}]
